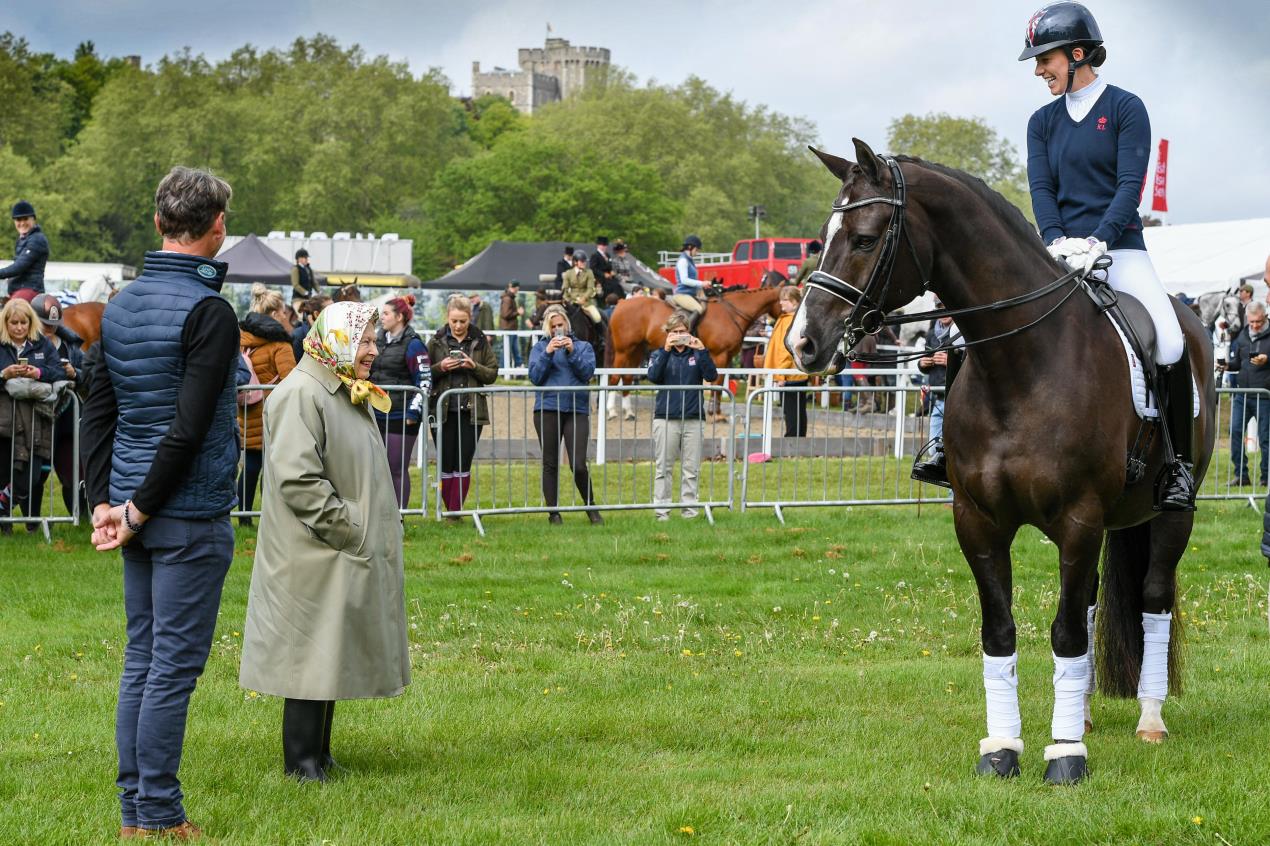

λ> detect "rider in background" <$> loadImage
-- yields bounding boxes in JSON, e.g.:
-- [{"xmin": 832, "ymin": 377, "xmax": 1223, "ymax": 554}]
[
  {"xmin": 561, "ymin": 251, "xmax": 603, "ymax": 326},
  {"xmin": 791, "ymin": 240, "xmax": 822, "ymax": 287},
  {"xmin": 1022, "ymin": 1, "xmax": 1195, "ymax": 510},
  {"xmin": 671, "ymin": 235, "xmax": 706, "ymax": 330}
]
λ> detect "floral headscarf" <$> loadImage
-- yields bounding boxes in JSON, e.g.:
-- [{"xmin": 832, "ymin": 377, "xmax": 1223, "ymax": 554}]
[{"xmin": 303, "ymin": 301, "xmax": 392, "ymax": 413}]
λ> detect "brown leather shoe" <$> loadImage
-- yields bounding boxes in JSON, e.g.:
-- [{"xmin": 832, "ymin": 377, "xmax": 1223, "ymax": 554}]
[
  {"xmin": 120, "ymin": 826, "xmax": 145, "ymax": 839},
  {"xmin": 143, "ymin": 820, "xmax": 203, "ymax": 840}
]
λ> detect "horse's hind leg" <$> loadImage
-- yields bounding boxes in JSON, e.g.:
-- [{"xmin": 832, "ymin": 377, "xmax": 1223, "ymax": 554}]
[
  {"xmin": 953, "ymin": 504, "xmax": 1023, "ymax": 778},
  {"xmin": 1043, "ymin": 516, "xmax": 1104, "ymax": 784},
  {"xmin": 1136, "ymin": 511, "xmax": 1191, "ymax": 743}
]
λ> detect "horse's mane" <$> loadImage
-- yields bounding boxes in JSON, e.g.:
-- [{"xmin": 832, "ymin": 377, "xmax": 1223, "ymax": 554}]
[{"xmin": 894, "ymin": 155, "xmax": 1046, "ymax": 253}]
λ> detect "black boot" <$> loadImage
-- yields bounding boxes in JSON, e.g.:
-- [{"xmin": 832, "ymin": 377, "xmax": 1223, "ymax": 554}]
[
  {"xmin": 282, "ymin": 698, "xmax": 328, "ymax": 782},
  {"xmin": 321, "ymin": 701, "xmax": 341, "ymax": 772},
  {"xmin": 1155, "ymin": 355, "xmax": 1196, "ymax": 512},
  {"xmin": 911, "ymin": 349, "xmax": 961, "ymax": 488}
]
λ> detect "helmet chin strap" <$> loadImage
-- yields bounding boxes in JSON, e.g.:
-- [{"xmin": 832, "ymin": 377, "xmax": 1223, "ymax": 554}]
[{"xmin": 1063, "ymin": 47, "xmax": 1096, "ymax": 94}]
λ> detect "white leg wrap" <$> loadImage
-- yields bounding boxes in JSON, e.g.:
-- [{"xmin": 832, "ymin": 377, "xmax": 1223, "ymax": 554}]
[
  {"xmin": 1136, "ymin": 612, "xmax": 1171, "ymax": 701},
  {"xmin": 983, "ymin": 652, "xmax": 1022, "ymax": 740},
  {"xmin": 979, "ymin": 737, "xmax": 1024, "ymax": 756},
  {"xmin": 1044, "ymin": 741, "xmax": 1088, "ymax": 761},
  {"xmin": 1085, "ymin": 605, "xmax": 1097, "ymax": 694},
  {"xmin": 1051, "ymin": 653, "xmax": 1089, "ymax": 742}
]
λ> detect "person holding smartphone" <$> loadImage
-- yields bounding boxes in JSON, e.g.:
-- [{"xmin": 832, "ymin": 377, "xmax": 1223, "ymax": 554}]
[
  {"xmin": 1224, "ymin": 301, "xmax": 1270, "ymax": 485},
  {"xmin": 528, "ymin": 305, "xmax": 600, "ymax": 525},
  {"xmin": 646, "ymin": 313, "xmax": 717, "ymax": 520},
  {"xmin": 427, "ymin": 294, "xmax": 498, "ymax": 517}
]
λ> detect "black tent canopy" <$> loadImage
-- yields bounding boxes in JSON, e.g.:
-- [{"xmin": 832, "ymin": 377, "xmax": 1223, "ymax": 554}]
[
  {"xmin": 217, "ymin": 233, "xmax": 325, "ymax": 287},
  {"xmin": 420, "ymin": 240, "xmax": 670, "ymax": 292}
]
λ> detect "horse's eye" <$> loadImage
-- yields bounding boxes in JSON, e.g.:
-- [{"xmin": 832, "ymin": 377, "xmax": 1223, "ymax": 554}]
[{"xmin": 853, "ymin": 235, "xmax": 878, "ymax": 251}]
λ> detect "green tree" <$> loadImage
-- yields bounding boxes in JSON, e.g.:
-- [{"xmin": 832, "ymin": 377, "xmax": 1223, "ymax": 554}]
[
  {"xmin": 886, "ymin": 112, "xmax": 1033, "ymax": 221},
  {"xmin": 0, "ymin": 33, "xmax": 73, "ymax": 165},
  {"xmin": 420, "ymin": 133, "xmax": 679, "ymax": 273},
  {"xmin": 465, "ymin": 94, "xmax": 525, "ymax": 150}
]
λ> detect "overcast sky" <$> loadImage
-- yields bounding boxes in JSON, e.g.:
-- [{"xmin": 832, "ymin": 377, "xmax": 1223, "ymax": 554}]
[{"xmin": 7, "ymin": 0, "xmax": 1267, "ymax": 225}]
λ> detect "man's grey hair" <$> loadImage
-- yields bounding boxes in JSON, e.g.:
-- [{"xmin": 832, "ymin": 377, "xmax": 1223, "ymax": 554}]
[
  {"xmin": 154, "ymin": 166, "xmax": 232, "ymax": 243},
  {"xmin": 1247, "ymin": 301, "xmax": 1266, "ymax": 317}
]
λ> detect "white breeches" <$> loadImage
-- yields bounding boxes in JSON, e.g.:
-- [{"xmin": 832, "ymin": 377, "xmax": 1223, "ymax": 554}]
[{"xmin": 1106, "ymin": 249, "xmax": 1185, "ymax": 365}]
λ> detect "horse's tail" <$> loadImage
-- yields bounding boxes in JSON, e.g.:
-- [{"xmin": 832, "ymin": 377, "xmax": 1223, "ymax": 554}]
[
  {"xmin": 1096, "ymin": 523, "xmax": 1183, "ymax": 698},
  {"xmin": 603, "ymin": 320, "xmax": 615, "ymax": 369}
]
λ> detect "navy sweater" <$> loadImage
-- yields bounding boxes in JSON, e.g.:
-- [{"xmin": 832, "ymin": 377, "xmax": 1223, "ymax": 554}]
[
  {"xmin": 528, "ymin": 335, "xmax": 596, "ymax": 415},
  {"xmin": 646, "ymin": 347, "xmax": 718, "ymax": 420},
  {"xmin": 1026, "ymin": 84, "xmax": 1151, "ymax": 251}
]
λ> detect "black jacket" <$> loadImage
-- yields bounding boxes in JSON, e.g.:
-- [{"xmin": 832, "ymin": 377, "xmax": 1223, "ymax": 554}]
[
  {"xmin": 0, "ymin": 225, "xmax": 49, "ymax": 295},
  {"xmin": 555, "ymin": 257, "xmax": 571, "ymax": 285},
  {"xmin": 240, "ymin": 312, "xmax": 291, "ymax": 344},
  {"xmin": 917, "ymin": 319, "xmax": 958, "ymax": 388},
  {"xmin": 1226, "ymin": 324, "xmax": 1270, "ymax": 391}
]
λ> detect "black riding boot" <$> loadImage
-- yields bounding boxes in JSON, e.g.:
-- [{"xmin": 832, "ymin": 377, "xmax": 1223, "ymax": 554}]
[
  {"xmin": 282, "ymin": 698, "xmax": 328, "ymax": 782},
  {"xmin": 321, "ymin": 700, "xmax": 341, "ymax": 772},
  {"xmin": 911, "ymin": 350, "xmax": 962, "ymax": 488},
  {"xmin": 1155, "ymin": 355, "xmax": 1197, "ymax": 511}
]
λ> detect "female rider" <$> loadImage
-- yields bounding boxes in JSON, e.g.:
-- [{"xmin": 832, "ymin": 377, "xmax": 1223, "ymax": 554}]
[{"xmin": 1022, "ymin": 1, "xmax": 1194, "ymax": 511}]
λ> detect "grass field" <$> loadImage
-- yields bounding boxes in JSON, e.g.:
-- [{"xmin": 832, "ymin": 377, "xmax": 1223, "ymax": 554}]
[{"xmin": 2, "ymin": 502, "xmax": 1268, "ymax": 845}]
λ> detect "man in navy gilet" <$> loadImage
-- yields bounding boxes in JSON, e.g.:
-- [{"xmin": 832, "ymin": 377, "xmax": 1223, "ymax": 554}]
[{"xmin": 81, "ymin": 166, "xmax": 240, "ymax": 841}]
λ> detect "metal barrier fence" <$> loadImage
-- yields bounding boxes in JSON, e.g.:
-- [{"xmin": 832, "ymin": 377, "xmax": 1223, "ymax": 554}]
[
  {"xmin": 230, "ymin": 384, "xmax": 430, "ymax": 521},
  {"xmin": 8, "ymin": 379, "xmax": 1265, "ymax": 541},
  {"xmin": 1, "ymin": 392, "xmax": 81, "ymax": 540},
  {"xmin": 433, "ymin": 384, "xmax": 735, "ymax": 535}
]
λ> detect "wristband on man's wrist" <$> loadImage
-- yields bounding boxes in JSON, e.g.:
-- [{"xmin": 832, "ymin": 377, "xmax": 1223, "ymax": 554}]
[{"xmin": 123, "ymin": 501, "xmax": 144, "ymax": 534}]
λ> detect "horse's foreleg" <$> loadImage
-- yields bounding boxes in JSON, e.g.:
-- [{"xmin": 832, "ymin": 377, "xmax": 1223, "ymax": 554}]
[
  {"xmin": 953, "ymin": 504, "xmax": 1022, "ymax": 778},
  {"xmin": 1043, "ymin": 516, "xmax": 1104, "ymax": 784},
  {"xmin": 1135, "ymin": 512, "xmax": 1191, "ymax": 743}
]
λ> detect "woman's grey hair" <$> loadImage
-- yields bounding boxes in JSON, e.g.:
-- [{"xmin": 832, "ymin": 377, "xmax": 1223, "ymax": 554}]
[
  {"xmin": 541, "ymin": 304, "xmax": 572, "ymax": 334},
  {"xmin": 154, "ymin": 166, "xmax": 232, "ymax": 243}
]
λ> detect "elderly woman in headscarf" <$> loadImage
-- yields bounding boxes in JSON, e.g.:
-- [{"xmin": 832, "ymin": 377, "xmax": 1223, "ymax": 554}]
[{"xmin": 239, "ymin": 301, "xmax": 410, "ymax": 783}]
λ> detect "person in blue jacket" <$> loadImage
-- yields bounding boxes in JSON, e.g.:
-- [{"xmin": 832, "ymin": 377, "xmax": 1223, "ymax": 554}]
[
  {"xmin": 0, "ymin": 200, "xmax": 50, "ymax": 297},
  {"xmin": 1022, "ymin": 2, "xmax": 1195, "ymax": 511},
  {"xmin": 646, "ymin": 313, "xmax": 718, "ymax": 521},
  {"xmin": 528, "ymin": 304, "xmax": 600, "ymax": 525},
  {"xmin": 0, "ymin": 296, "xmax": 63, "ymax": 531}
]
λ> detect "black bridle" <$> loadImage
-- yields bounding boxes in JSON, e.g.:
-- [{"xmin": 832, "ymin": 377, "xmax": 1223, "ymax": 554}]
[{"xmin": 804, "ymin": 155, "xmax": 1094, "ymax": 365}]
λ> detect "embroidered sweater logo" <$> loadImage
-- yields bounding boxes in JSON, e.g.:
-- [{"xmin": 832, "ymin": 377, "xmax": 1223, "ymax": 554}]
[{"xmin": 1096, "ymin": 116, "xmax": 1108, "ymax": 131}]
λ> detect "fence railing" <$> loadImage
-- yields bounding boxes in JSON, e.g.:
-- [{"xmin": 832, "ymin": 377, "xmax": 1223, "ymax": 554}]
[
  {"xmin": 11, "ymin": 378, "xmax": 1266, "ymax": 541},
  {"xmin": 1, "ymin": 391, "xmax": 81, "ymax": 540},
  {"xmin": 432, "ymin": 384, "xmax": 735, "ymax": 536}
]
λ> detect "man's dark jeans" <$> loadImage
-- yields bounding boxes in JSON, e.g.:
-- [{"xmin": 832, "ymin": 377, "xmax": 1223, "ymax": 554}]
[
  {"xmin": 117, "ymin": 515, "xmax": 233, "ymax": 829},
  {"xmin": 1229, "ymin": 392, "xmax": 1270, "ymax": 484}
]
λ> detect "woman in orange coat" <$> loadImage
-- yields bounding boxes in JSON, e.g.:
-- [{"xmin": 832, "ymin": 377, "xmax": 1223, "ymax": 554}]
[
  {"xmin": 237, "ymin": 283, "xmax": 297, "ymax": 525},
  {"xmin": 762, "ymin": 285, "xmax": 808, "ymax": 437}
]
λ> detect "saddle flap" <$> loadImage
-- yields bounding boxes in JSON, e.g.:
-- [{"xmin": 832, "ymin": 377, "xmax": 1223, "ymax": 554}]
[{"xmin": 1086, "ymin": 282, "xmax": 1157, "ymax": 366}]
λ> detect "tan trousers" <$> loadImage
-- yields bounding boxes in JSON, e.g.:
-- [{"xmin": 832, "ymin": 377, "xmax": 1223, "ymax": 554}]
[
  {"xmin": 670, "ymin": 294, "xmax": 704, "ymax": 314},
  {"xmin": 652, "ymin": 418, "xmax": 703, "ymax": 518}
]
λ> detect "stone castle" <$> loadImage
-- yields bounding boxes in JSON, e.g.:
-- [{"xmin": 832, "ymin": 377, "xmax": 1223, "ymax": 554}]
[{"xmin": 471, "ymin": 37, "xmax": 610, "ymax": 115}]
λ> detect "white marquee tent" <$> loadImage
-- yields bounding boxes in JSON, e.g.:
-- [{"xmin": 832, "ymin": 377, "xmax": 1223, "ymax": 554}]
[{"xmin": 1141, "ymin": 217, "xmax": 1270, "ymax": 298}]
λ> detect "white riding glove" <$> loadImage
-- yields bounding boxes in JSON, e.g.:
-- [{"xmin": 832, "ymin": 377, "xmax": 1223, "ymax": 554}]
[{"xmin": 1047, "ymin": 237, "xmax": 1108, "ymax": 276}]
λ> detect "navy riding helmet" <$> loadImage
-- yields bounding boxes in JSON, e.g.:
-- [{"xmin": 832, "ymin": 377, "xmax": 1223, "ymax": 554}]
[{"xmin": 1019, "ymin": 3, "xmax": 1105, "ymax": 92}]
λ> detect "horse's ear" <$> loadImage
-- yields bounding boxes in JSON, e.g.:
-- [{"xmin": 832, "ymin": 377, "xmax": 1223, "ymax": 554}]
[
  {"xmin": 851, "ymin": 138, "xmax": 885, "ymax": 185},
  {"xmin": 808, "ymin": 146, "xmax": 853, "ymax": 182}
]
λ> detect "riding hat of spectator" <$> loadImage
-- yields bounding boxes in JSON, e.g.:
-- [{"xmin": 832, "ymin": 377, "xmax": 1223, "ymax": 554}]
[
  {"xmin": 595, "ymin": 236, "xmax": 608, "ymax": 246},
  {"xmin": 11, "ymin": 200, "xmax": 36, "ymax": 219},
  {"xmin": 682, "ymin": 235, "xmax": 702, "ymax": 250},
  {"xmin": 31, "ymin": 294, "xmax": 62, "ymax": 327},
  {"xmin": 295, "ymin": 248, "xmax": 309, "ymax": 259}
]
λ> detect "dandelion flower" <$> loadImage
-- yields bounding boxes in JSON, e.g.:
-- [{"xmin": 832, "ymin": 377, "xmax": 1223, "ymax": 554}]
[
  {"xmin": 1191, "ymin": 816, "xmax": 1203, "ymax": 825},
  {"xmin": 734, "ymin": 650, "xmax": 743, "ymax": 657},
  {"xmin": 678, "ymin": 826, "xmax": 695, "ymax": 835}
]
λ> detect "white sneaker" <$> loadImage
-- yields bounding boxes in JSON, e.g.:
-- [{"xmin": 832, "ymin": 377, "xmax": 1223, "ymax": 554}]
[
  {"xmin": 681, "ymin": 509, "xmax": 699, "ymax": 519},
  {"xmin": 655, "ymin": 513, "xmax": 670, "ymax": 522}
]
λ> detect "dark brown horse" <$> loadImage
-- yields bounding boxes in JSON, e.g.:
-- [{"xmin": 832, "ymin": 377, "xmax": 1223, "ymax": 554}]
[
  {"xmin": 333, "ymin": 283, "xmax": 361, "ymax": 303},
  {"xmin": 606, "ymin": 286, "xmax": 783, "ymax": 420},
  {"xmin": 788, "ymin": 140, "xmax": 1215, "ymax": 784}
]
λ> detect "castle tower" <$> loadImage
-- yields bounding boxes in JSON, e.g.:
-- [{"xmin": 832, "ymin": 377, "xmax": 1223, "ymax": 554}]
[{"xmin": 472, "ymin": 37, "xmax": 610, "ymax": 115}]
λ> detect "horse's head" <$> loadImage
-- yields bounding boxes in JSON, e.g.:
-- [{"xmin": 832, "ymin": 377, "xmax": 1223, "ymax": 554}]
[{"xmin": 787, "ymin": 139, "xmax": 929, "ymax": 374}]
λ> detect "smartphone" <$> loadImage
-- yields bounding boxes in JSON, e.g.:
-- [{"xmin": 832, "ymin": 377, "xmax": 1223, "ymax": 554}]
[
  {"xmin": 447, "ymin": 349, "xmax": 463, "ymax": 360},
  {"xmin": 553, "ymin": 327, "xmax": 566, "ymax": 338},
  {"xmin": 17, "ymin": 357, "xmax": 28, "ymax": 366}
]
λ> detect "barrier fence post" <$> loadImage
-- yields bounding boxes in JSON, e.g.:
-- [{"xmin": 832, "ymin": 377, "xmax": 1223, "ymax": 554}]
[
  {"xmin": 761, "ymin": 372, "xmax": 775, "ymax": 456},
  {"xmin": 596, "ymin": 373, "xmax": 608, "ymax": 466}
]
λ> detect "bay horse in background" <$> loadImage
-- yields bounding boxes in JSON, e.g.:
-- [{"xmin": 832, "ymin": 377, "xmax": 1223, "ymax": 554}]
[
  {"xmin": 61, "ymin": 302, "xmax": 107, "ymax": 349},
  {"xmin": 606, "ymin": 282, "xmax": 784, "ymax": 420},
  {"xmin": 333, "ymin": 283, "xmax": 361, "ymax": 303},
  {"xmin": 788, "ymin": 140, "xmax": 1215, "ymax": 784}
]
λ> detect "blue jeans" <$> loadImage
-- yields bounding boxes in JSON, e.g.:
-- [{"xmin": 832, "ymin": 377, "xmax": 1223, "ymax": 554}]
[
  {"xmin": 1229, "ymin": 393, "xmax": 1270, "ymax": 482},
  {"xmin": 929, "ymin": 398, "xmax": 945, "ymax": 442},
  {"xmin": 117, "ymin": 516, "xmax": 233, "ymax": 829}
]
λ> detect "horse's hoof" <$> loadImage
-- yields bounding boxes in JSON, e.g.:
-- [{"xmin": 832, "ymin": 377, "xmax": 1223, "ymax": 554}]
[
  {"xmin": 1136, "ymin": 729, "xmax": 1167, "ymax": 744},
  {"xmin": 1043, "ymin": 755, "xmax": 1088, "ymax": 785},
  {"xmin": 975, "ymin": 749, "xmax": 1020, "ymax": 778},
  {"xmin": 623, "ymin": 413, "xmax": 636, "ymax": 421},
  {"xmin": 607, "ymin": 412, "xmax": 617, "ymax": 420}
]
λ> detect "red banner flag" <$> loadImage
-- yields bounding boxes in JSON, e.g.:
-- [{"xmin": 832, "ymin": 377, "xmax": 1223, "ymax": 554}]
[{"xmin": 1151, "ymin": 139, "xmax": 1169, "ymax": 213}]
